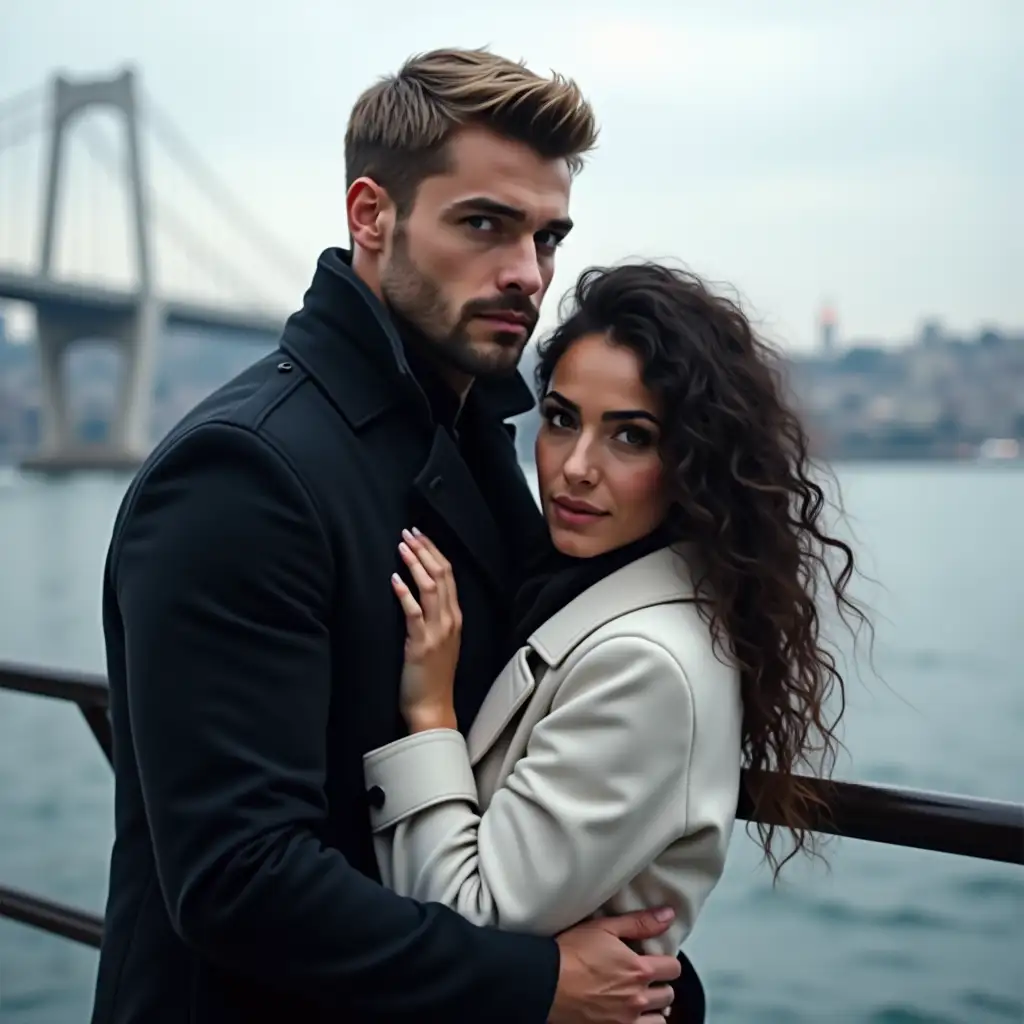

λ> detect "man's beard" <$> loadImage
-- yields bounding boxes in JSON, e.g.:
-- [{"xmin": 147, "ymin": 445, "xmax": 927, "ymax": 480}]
[{"xmin": 381, "ymin": 226, "xmax": 538, "ymax": 379}]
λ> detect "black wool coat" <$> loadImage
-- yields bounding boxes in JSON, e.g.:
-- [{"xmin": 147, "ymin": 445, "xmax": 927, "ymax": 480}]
[{"xmin": 89, "ymin": 248, "xmax": 558, "ymax": 1024}]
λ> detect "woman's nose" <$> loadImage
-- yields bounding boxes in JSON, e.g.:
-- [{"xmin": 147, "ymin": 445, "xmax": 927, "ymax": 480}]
[{"xmin": 562, "ymin": 439, "xmax": 597, "ymax": 485}]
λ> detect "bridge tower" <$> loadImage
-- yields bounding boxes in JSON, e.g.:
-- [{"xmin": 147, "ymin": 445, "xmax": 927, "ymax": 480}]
[{"xmin": 25, "ymin": 67, "xmax": 160, "ymax": 471}]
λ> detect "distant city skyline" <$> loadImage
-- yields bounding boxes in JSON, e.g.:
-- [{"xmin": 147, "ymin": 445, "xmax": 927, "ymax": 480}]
[
  {"xmin": 1, "ymin": 300, "xmax": 1020, "ymax": 356},
  {"xmin": 3, "ymin": 312, "xmax": 1021, "ymax": 467},
  {"xmin": 0, "ymin": 0, "xmax": 1019, "ymax": 351}
]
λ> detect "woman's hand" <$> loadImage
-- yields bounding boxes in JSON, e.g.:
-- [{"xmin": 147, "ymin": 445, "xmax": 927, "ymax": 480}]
[{"xmin": 391, "ymin": 528, "xmax": 462, "ymax": 733}]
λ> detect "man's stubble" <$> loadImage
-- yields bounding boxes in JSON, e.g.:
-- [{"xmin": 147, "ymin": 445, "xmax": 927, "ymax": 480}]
[{"xmin": 381, "ymin": 223, "xmax": 537, "ymax": 380}]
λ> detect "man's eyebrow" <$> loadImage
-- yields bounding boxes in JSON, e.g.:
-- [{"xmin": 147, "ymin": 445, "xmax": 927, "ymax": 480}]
[{"xmin": 448, "ymin": 197, "xmax": 573, "ymax": 235}]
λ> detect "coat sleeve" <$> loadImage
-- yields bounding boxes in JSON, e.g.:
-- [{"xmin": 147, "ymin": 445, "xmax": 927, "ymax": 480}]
[
  {"xmin": 363, "ymin": 635, "xmax": 709, "ymax": 938},
  {"xmin": 110, "ymin": 421, "xmax": 559, "ymax": 1022}
]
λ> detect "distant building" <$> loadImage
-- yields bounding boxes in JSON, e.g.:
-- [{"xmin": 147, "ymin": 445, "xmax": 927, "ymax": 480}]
[
  {"xmin": 0, "ymin": 312, "xmax": 14, "ymax": 370},
  {"xmin": 819, "ymin": 304, "xmax": 838, "ymax": 355},
  {"xmin": 919, "ymin": 318, "xmax": 944, "ymax": 349}
]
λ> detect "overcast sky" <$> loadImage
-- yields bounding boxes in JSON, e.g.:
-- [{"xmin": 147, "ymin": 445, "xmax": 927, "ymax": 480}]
[{"xmin": 0, "ymin": 0, "xmax": 1019, "ymax": 351}]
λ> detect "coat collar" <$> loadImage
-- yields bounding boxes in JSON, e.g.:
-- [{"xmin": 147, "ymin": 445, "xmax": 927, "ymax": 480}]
[
  {"xmin": 528, "ymin": 545, "xmax": 702, "ymax": 669},
  {"xmin": 466, "ymin": 545, "xmax": 704, "ymax": 766},
  {"xmin": 280, "ymin": 247, "xmax": 540, "ymax": 598},
  {"xmin": 280, "ymin": 247, "xmax": 535, "ymax": 432}
]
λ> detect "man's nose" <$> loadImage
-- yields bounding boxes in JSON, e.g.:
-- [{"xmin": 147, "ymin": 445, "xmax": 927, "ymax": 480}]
[{"xmin": 496, "ymin": 238, "xmax": 544, "ymax": 297}]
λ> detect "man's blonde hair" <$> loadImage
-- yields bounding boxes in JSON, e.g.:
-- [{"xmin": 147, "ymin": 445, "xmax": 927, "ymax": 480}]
[{"xmin": 345, "ymin": 48, "xmax": 598, "ymax": 215}]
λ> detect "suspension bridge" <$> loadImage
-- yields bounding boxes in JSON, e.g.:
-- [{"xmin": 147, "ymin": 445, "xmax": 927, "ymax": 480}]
[{"xmin": 0, "ymin": 66, "xmax": 309, "ymax": 471}]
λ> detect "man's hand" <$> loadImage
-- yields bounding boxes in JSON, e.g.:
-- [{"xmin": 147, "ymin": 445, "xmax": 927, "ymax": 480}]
[{"xmin": 549, "ymin": 908, "xmax": 682, "ymax": 1023}]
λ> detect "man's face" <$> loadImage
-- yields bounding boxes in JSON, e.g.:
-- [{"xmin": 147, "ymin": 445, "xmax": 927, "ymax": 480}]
[{"xmin": 379, "ymin": 126, "xmax": 574, "ymax": 381}]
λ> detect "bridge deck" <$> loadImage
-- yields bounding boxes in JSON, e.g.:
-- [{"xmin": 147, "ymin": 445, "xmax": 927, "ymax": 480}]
[{"xmin": 0, "ymin": 267, "xmax": 288, "ymax": 339}]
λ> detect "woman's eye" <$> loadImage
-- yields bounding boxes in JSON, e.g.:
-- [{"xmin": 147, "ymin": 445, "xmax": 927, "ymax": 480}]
[
  {"xmin": 617, "ymin": 425, "xmax": 654, "ymax": 447},
  {"xmin": 544, "ymin": 408, "xmax": 573, "ymax": 430}
]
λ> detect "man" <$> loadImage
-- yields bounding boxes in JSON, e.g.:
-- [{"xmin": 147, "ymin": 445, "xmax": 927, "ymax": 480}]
[{"xmin": 90, "ymin": 49, "xmax": 683, "ymax": 1023}]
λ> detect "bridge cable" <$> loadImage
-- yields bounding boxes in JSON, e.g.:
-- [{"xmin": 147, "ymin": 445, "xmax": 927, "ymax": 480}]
[
  {"xmin": 77, "ymin": 122, "xmax": 284, "ymax": 306},
  {"xmin": 0, "ymin": 85, "xmax": 43, "ymax": 128},
  {"xmin": 0, "ymin": 109, "xmax": 43, "ymax": 157},
  {"xmin": 0, "ymin": 102, "xmax": 43, "ymax": 267},
  {"xmin": 157, "ymin": 200, "xmax": 286, "ymax": 308},
  {"xmin": 87, "ymin": 120, "xmax": 98, "ymax": 280},
  {"xmin": 139, "ymin": 88, "xmax": 309, "ymax": 292},
  {"xmin": 0, "ymin": 86, "xmax": 43, "ymax": 269}
]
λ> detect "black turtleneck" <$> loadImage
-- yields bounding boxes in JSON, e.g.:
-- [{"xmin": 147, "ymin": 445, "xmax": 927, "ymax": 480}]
[
  {"xmin": 401, "ymin": 339, "xmax": 465, "ymax": 440},
  {"xmin": 506, "ymin": 526, "xmax": 675, "ymax": 660},
  {"xmin": 384, "ymin": 306, "xmax": 466, "ymax": 441}
]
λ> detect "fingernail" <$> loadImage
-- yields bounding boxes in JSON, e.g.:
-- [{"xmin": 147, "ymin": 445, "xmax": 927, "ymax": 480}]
[
  {"xmin": 654, "ymin": 907, "xmax": 674, "ymax": 921},
  {"xmin": 391, "ymin": 573, "xmax": 400, "ymax": 584},
  {"xmin": 402, "ymin": 528, "xmax": 414, "ymax": 542},
  {"xmin": 411, "ymin": 526, "xmax": 422, "ymax": 536}
]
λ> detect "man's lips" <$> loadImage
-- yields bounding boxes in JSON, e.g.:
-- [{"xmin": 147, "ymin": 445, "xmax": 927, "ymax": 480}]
[{"xmin": 474, "ymin": 311, "xmax": 533, "ymax": 330}]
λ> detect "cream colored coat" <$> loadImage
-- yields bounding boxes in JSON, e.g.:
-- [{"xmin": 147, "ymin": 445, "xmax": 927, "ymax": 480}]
[{"xmin": 363, "ymin": 546, "xmax": 743, "ymax": 955}]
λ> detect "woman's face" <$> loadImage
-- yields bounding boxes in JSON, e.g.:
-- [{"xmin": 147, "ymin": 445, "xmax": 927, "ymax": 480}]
[{"xmin": 535, "ymin": 333, "xmax": 671, "ymax": 558}]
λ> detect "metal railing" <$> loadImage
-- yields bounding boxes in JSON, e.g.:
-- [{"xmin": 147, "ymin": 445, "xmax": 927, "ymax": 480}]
[{"xmin": 1, "ymin": 659, "xmax": 1022, "ymax": 952}]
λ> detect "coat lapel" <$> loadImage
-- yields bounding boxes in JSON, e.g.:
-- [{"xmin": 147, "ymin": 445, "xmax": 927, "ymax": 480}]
[
  {"xmin": 465, "ymin": 547, "xmax": 705, "ymax": 766},
  {"xmin": 413, "ymin": 426, "xmax": 509, "ymax": 595},
  {"xmin": 466, "ymin": 646, "xmax": 538, "ymax": 766},
  {"xmin": 528, "ymin": 546, "xmax": 701, "ymax": 669}
]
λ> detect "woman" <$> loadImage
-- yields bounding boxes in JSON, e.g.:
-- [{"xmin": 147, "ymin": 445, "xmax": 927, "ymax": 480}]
[{"xmin": 364, "ymin": 262, "xmax": 867, "ymax": 1017}]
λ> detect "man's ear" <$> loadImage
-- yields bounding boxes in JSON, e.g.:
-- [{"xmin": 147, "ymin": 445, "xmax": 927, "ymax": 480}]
[{"xmin": 346, "ymin": 177, "xmax": 395, "ymax": 253}]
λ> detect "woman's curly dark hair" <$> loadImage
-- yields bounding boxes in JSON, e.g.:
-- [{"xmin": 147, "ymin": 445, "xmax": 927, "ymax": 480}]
[{"xmin": 535, "ymin": 261, "xmax": 871, "ymax": 879}]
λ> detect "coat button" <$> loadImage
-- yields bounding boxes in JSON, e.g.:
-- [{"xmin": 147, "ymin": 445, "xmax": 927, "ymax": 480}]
[
  {"xmin": 428, "ymin": 475, "xmax": 444, "ymax": 491},
  {"xmin": 367, "ymin": 785, "xmax": 385, "ymax": 810},
  {"xmin": 277, "ymin": 361, "xmax": 293, "ymax": 372}
]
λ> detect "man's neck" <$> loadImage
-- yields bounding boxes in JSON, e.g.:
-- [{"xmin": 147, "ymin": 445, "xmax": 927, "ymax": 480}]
[
  {"xmin": 388, "ymin": 303, "xmax": 475, "ymax": 406},
  {"xmin": 350, "ymin": 245, "xmax": 383, "ymax": 302},
  {"xmin": 389, "ymin": 313, "xmax": 470, "ymax": 436},
  {"xmin": 350, "ymin": 245, "xmax": 474, "ymax": 402}
]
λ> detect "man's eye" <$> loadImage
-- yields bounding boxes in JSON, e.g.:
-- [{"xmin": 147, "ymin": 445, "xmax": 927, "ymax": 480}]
[
  {"xmin": 465, "ymin": 215, "xmax": 499, "ymax": 232},
  {"xmin": 536, "ymin": 230, "xmax": 564, "ymax": 250}
]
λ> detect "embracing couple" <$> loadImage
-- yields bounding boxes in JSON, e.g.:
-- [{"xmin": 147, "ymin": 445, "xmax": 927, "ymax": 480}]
[{"xmin": 90, "ymin": 47, "xmax": 864, "ymax": 1024}]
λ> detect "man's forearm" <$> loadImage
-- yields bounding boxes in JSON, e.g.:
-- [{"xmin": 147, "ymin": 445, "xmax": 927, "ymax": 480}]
[{"xmin": 163, "ymin": 819, "xmax": 560, "ymax": 1019}]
